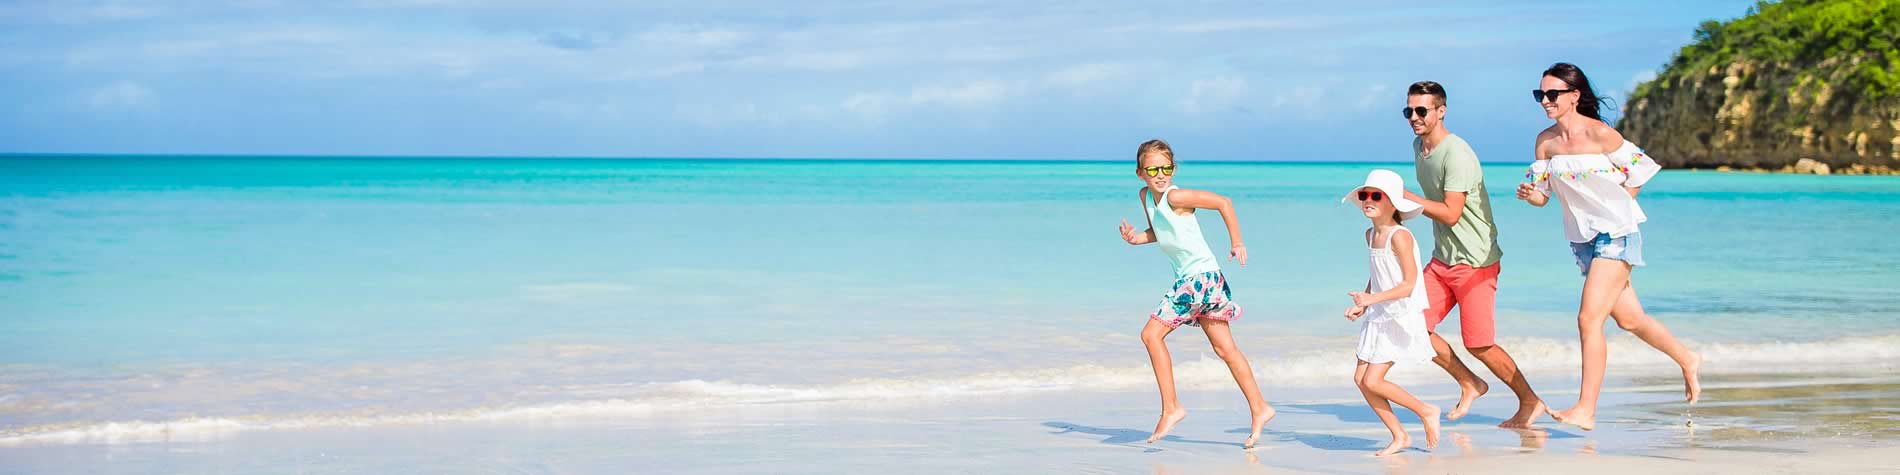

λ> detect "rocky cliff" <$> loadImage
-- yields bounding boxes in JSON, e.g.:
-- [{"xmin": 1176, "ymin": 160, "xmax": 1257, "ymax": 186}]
[{"xmin": 1619, "ymin": 0, "xmax": 1900, "ymax": 174}]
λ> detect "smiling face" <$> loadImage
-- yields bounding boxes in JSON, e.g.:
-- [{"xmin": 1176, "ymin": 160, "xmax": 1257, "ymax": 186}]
[
  {"xmin": 1405, "ymin": 94, "xmax": 1443, "ymax": 136},
  {"xmin": 1539, "ymin": 75, "xmax": 1576, "ymax": 120},
  {"xmin": 1137, "ymin": 152, "xmax": 1174, "ymax": 190},
  {"xmin": 1354, "ymin": 186, "xmax": 1395, "ymax": 220}
]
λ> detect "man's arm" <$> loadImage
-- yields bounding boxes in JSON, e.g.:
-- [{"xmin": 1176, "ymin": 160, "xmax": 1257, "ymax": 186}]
[{"xmin": 1402, "ymin": 189, "xmax": 1465, "ymax": 226}]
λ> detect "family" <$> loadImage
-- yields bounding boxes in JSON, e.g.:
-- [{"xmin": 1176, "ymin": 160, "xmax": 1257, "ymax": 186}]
[{"xmin": 1116, "ymin": 63, "xmax": 1703, "ymax": 455}]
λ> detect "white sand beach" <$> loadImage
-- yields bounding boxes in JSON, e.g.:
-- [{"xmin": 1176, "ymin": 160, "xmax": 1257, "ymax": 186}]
[{"xmin": 5, "ymin": 371, "xmax": 1896, "ymax": 473}]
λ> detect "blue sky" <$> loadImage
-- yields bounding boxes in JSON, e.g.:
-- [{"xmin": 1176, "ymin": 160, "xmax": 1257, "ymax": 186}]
[{"xmin": 0, "ymin": 0, "xmax": 1752, "ymax": 160}]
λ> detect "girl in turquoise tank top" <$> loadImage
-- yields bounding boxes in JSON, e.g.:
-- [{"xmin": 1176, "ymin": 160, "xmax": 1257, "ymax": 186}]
[{"xmin": 1116, "ymin": 139, "xmax": 1276, "ymax": 450}]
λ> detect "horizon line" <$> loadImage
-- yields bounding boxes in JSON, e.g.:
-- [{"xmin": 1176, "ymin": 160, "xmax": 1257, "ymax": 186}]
[{"xmin": 1, "ymin": 152, "xmax": 1437, "ymax": 165}]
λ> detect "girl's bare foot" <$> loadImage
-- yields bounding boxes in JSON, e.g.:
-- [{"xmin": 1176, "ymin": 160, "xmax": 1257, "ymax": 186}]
[
  {"xmin": 1682, "ymin": 352, "xmax": 1702, "ymax": 404},
  {"xmin": 1500, "ymin": 399, "xmax": 1546, "ymax": 429},
  {"xmin": 1147, "ymin": 408, "xmax": 1187, "ymax": 443},
  {"xmin": 1243, "ymin": 405, "xmax": 1276, "ymax": 449},
  {"xmin": 1420, "ymin": 404, "xmax": 1442, "ymax": 449},
  {"xmin": 1374, "ymin": 434, "xmax": 1411, "ymax": 457},
  {"xmin": 1447, "ymin": 379, "xmax": 1488, "ymax": 420},
  {"xmin": 1546, "ymin": 404, "xmax": 1596, "ymax": 431}
]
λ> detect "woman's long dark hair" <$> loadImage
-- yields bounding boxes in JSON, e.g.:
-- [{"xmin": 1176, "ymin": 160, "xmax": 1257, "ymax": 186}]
[{"xmin": 1543, "ymin": 62, "xmax": 1614, "ymax": 122}]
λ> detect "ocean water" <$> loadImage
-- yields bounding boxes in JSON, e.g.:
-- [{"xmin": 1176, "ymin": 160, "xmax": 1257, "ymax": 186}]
[{"xmin": 2, "ymin": 156, "xmax": 1899, "ymax": 446}]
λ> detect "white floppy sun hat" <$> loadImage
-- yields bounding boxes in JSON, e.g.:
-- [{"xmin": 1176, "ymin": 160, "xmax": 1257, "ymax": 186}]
[{"xmin": 1341, "ymin": 169, "xmax": 1424, "ymax": 221}]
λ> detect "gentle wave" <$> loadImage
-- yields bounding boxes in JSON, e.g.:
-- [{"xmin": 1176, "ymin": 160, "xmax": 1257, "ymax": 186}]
[{"xmin": 4, "ymin": 333, "xmax": 1895, "ymax": 446}]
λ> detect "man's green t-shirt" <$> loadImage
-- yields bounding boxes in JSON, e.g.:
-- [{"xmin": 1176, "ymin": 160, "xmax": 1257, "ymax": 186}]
[{"xmin": 1413, "ymin": 134, "xmax": 1502, "ymax": 268}]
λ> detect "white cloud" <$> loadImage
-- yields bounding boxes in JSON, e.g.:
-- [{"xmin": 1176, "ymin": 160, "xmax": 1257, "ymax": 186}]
[
  {"xmin": 1269, "ymin": 85, "xmax": 1325, "ymax": 112},
  {"xmin": 1160, "ymin": 18, "xmax": 1301, "ymax": 34},
  {"xmin": 941, "ymin": 46, "xmax": 1023, "ymax": 63},
  {"xmin": 732, "ymin": 51, "xmax": 868, "ymax": 72},
  {"xmin": 518, "ymin": 282, "xmax": 640, "ymax": 304},
  {"xmin": 842, "ymin": 79, "xmax": 1024, "ymax": 119},
  {"xmin": 1045, "ymin": 62, "xmax": 1131, "ymax": 87},
  {"xmin": 637, "ymin": 26, "xmax": 751, "ymax": 50},
  {"xmin": 1179, "ymin": 76, "xmax": 1248, "ymax": 115},
  {"xmin": 611, "ymin": 62, "xmax": 708, "ymax": 81},
  {"xmin": 2, "ymin": 0, "xmax": 1716, "ymax": 156},
  {"xmin": 1, "ymin": 1, "xmax": 164, "ymax": 25},
  {"xmin": 534, "ymin": 97, "xmax": 625, "ymax": 120},
  {"xmin": 911, "ymin": 80, "xmax": 1018, "ymax": 106},
  {"xmin": 1357, "ymin": 84, "xmax": 1391, "ymax": 110},
  {"xmin": 85, "ymin": 81, "xmax": 155, "ymax": 110},
  {"xmin": 674, "ymin": 101, "xmax": 799, "ymax": 128}
]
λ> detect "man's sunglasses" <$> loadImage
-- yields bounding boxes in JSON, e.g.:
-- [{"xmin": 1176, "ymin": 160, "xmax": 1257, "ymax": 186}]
[
  {"xmin": 1142, "ymin": 165, "xmax": 1176, "ymax": 177},
  {"xmin": 1532, "ymin": 88, "xmax": 1576, "ymax": 103},
  {"xmin": 1401, "ymin": 106, "xmax": 1434, "ymax": 119},
  {"xmin": 1357, "ymin": 191, "xmax": 1384, "ymax": 202}
]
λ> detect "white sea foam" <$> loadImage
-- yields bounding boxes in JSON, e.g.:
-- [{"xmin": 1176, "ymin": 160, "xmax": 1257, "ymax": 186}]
[{"xmin": 3, "ymin": 334, "xmax": 1894, "ymax": 446}]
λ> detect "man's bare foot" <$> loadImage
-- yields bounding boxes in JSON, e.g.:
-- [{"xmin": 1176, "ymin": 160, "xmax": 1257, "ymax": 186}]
[
  {"xmin": 1243, "ymin": 405, "xmax": 1276, "ymax": 449},
  {"xmin": 1447, "ymin": 379, "xmax": 1488, "ymax": 420},
  {"xmin": 1682, "ymin": 352, "xmax": 1702, "ymax": 404},
  {"xmin": 1499, "ymin": 399, "xmax": 1546, "ymax": 429},
  {"xmin": 1374, "ymin": 434, "xmax": 1411, "ymax": 457},
  {"xmin": 1147, "ymin": 408, "xmax": 1187, "ymax": 443},
  {"xmin": 1546, "ymin": 404, "xmax": 1595, "ymax": 431},
  {"xmin": 1420, "ymin": 404, "xmax": 1442, "ymax": 449}
]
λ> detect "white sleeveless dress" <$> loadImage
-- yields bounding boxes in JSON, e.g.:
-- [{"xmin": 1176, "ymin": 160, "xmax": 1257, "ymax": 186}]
[{"xmin": 1357, "ymin": 228, "xmax": 1436, "ymax": 364}]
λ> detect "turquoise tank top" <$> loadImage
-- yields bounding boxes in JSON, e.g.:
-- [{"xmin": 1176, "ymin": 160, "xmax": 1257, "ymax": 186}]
[{"xmin": 1146, "ymin": 186, "xmax": 1221, "ymax": 278}]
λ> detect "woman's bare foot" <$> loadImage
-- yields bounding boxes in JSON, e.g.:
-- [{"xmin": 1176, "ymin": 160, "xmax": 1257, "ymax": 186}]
[
  {"xmin": 1682, "ymin": 352, "xmax": 1702, "ymax": 404},
  {"xmin": 1499, "ymin": 399, "xmax": 1546, "ymax": 429},
  {"xmin": 1147, "ymin": 407, "xmax": 1187, "ymax": 443},
  {"xmin": 1447, "ymin": 379, "xmax": 1488, "ymax": 420},
  {"xmin": 1420, "ymin": 404, "xmax": 1442, "ymax": 449},
  {"xmin": 1546, "ymin": 404, "xmax": 1595, "ymax": 431},
  {"xmin": 1374, "ymin": 434, "xmax": 1411, "ymax": 457},
  {"xmin": 1243, "ymin": 405, "xmax": 1276, "ymax": 449}
]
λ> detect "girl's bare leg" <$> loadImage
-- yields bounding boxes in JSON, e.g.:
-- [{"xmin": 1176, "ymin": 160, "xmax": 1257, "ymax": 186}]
[
  {"xmin": 1141, "ymin": 318, "xmax": 1185, "ymax": 443},
  {"xmin": 1355, "ymin": 361, "xmax": 1409, "ymax": 456},
  {"xmin": 1360, "ymin": 361, "xmax": 1441, "ymax": 453},
  {"xmin": 1199, "ymin": 318, "xmax": 1276, "ymax": 448}
]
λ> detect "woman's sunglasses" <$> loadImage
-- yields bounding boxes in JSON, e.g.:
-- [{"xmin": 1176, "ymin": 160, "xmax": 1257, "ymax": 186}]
[
  {"xmin": 1357, "ymin": 191, "xmax": 1384, "ymax": 202},
  {"xmin": 1142, "ymin": 165, "xmax": 1175, "ymax": 177},
  {"xmin": 1531, "ymin": 88, "xmax": 1575, "ymax": 103},
  {"xmin": 1401, "ymin": 106, "xmax": 1433, "ymax": 119}
]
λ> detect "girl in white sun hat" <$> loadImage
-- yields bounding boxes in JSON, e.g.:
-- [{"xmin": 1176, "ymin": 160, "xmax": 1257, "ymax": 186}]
[{"xmin": 1341, "ymin": 169, "xmax": 1442, "ymax": 456}]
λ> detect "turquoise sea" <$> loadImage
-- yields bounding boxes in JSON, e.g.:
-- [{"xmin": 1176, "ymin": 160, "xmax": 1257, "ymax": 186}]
[{"xmin": 2, "ymin": 156, "xmax": 1898, "ymax": 469}]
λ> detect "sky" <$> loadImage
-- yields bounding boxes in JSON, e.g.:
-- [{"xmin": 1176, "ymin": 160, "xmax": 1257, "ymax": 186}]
[{"xmin": 0, "ymin": 0, "xmax": 1754, "ymax": 161}]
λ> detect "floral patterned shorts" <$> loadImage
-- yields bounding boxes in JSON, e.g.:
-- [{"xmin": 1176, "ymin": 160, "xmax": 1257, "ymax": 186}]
[{"xmin": 1150, "ymin": 271, "xmax": 1241, "ymax": 328}]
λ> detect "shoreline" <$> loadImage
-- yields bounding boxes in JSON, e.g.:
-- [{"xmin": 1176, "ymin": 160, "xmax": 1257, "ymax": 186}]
[{"xmin": 1680, "ymin": 159, "xmax": 1900, "ymax": 176}]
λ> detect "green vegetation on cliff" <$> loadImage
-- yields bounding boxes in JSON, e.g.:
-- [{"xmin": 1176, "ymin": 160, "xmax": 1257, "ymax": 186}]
[{"xmin": 1621, "ymin": 0, "xmax": 1900, "ymax": 173}]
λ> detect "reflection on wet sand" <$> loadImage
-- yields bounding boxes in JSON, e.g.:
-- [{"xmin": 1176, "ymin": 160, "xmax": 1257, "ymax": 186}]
[{"xmin": 1627, "ymin": 375, "xmax": 1900, "ymax": 446}]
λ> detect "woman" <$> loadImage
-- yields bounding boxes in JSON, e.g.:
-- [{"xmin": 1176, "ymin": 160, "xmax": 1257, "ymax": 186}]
[{"xmin": 1515, "ymin": 63, "xmax": 1701, "ymax": 431}]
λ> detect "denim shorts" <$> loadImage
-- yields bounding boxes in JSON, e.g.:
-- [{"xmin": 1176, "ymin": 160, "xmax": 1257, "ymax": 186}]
[{"xmin": 1570, "ymin": 232, "xmax": 1644, "ymax": 276}]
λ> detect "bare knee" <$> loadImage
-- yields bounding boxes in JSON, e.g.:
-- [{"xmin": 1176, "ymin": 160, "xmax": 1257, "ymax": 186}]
[
  {"xmin": 1614, "ymin": 316, "xmax": 1648, "ymax": 332},
  {"xmin": 1576, "ymin": 316, "xmax": 1609, "ymax": 334},
  {"xmin": 1357, "ymin": 375, "xmax": 1385, "ymax": 392},
  {"xmin": 1355, "ymin": 375, "xmax": 1374, "ymax": 391},
  {"xmin": 1140, "ymin": 328, "xmax": 1166, "ymax": 346},
  {"xmin": 1204, "ymin": 339, "xmax": 1237, "ymax": 358}
]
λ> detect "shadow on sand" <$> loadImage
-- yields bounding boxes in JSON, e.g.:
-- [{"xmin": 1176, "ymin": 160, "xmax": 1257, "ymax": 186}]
[{"xmin": 1040, "ymin": 421, "xmax": 1247, "ymax": 451}]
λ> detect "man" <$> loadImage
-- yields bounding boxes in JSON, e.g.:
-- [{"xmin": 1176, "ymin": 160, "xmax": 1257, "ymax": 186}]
[{"xmin": 1400, "ymin": 81, "xmax": 1543, "ymax": 428}]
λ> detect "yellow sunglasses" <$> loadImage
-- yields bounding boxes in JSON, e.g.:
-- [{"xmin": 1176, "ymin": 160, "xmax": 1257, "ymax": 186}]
[{"xmin": 1142, "ymin": 165, "xmax": 1175, "ymax": 177}]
